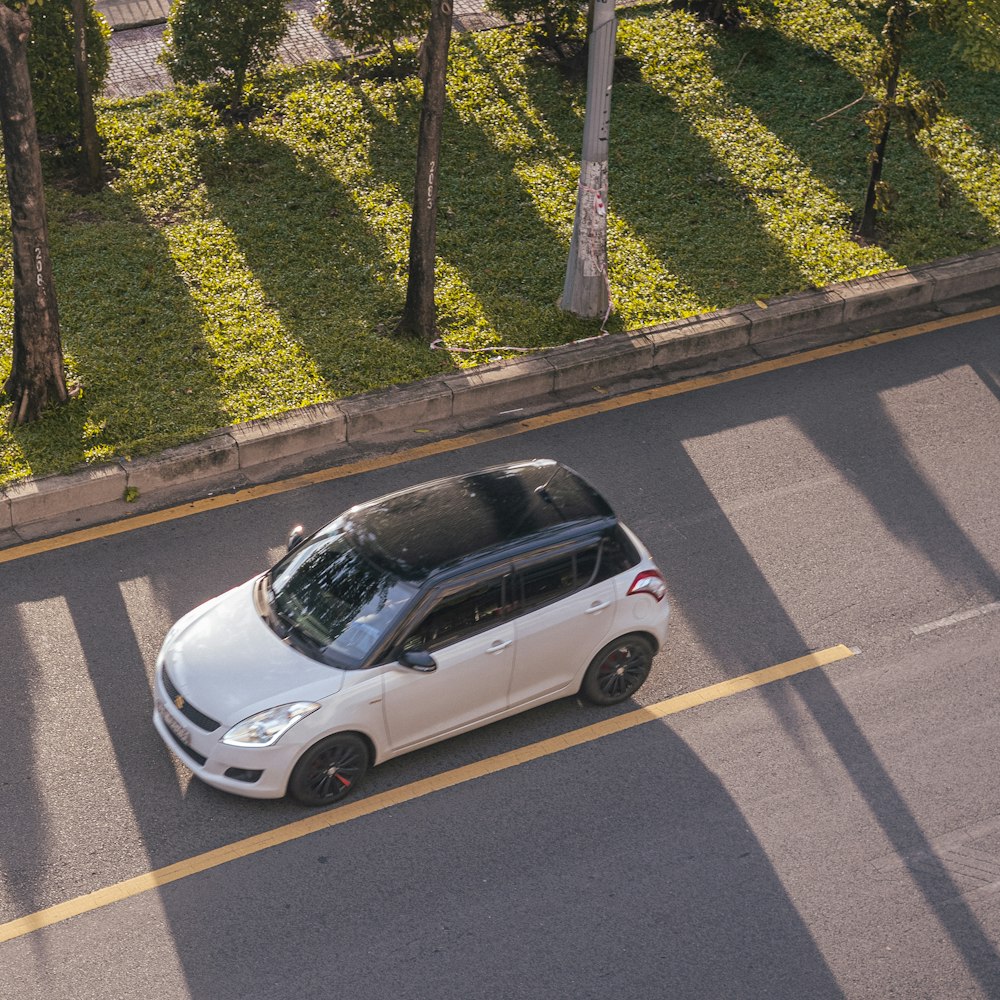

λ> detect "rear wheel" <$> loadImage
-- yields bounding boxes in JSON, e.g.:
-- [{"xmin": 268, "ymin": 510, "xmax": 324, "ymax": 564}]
[
  {"xmin": 580, "ymin": 635, "xmax": 654, "ymax": 705},
  {"xmin": 288, "ymin": 733, "xmax": 369, "ymax": 806}
]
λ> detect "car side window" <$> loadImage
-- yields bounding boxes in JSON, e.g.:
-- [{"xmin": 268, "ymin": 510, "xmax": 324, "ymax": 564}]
[
  {"xmin": 575, "ymin": 546, "xmax": 599, "ymax": 586},
  {"xmin": 593, "ymin": 529, "xmax": 639, "ymax": 583},
  {"xmin": 403, "ymin": 578, "xmax": 507, "ymax": 652},
  {"xmin": 516, "ymin": 544, "xmax": 601, "ymax": 615},
  {"xmin": 519, "ymin": 554, "xmax": 576, "ymax": 613}
]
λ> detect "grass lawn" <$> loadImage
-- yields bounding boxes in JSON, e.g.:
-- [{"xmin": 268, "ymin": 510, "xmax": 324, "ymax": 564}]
[{"xmin": 1, "ymin": 0, "xmax": 998, "ymax": 486}]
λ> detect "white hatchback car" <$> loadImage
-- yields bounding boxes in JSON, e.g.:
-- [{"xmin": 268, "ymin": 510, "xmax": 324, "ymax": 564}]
[{"xmin": 153, "ymin": 460, "xmax": 669, "ymax": 806}]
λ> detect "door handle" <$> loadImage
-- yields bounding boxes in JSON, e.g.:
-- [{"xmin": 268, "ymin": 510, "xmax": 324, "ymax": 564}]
[
  {"xmin": 585, "ymin": 601, "xmax": 611, "ymax": 614},
  {"xmin": 487, "ymin": 639, "xmax": 512, "ymax": 653}
]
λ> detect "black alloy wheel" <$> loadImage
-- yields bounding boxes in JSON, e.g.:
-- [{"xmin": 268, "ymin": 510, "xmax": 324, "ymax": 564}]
[
  {"xmin": 581, "ymin": 635, "xmax": 654, "ymax": 706},
  {"xmin": 289, "ymin": 733, "xmax": 369, "ymax": 806}
]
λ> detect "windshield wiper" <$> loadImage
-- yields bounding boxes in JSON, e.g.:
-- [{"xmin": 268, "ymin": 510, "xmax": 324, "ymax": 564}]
[
  {"xmin": 271, "ymin": 605, "xmax": 327, "ymax": 660},
  {"xmin": 272, "ymin": 606, "xmax": 296, "ymax": 639},
  {"xmin": 263, "ymin": 576, "xmax": 331, "ymax": 662}
]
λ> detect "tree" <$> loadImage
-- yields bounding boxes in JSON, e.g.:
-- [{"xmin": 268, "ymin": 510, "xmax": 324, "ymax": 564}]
[
  {"xmin": 23, "ymin": 0, "xmax": 109, "ymax": 140},
  {"xmin": 0, "ymin": 2, "xmax": 68, "ymax": 426},
  {"xmin": 161, "ymin": 0, "xmax": 292, "ymax": 118},
  {"xmin": 857, "ymin": 0, "xmax": 1000, "ymax": 240},
  {"xmin": 858, "ymin": 1, "xmax": 928, "ymax": 240},
  {"xmin": 396, "ymin": 0, "xmax": 453, "ymax": 342},
  {"xmin": 485, "ymin": 0, "xmax": 587, "ymax": 57},
  {"xmin": 70, "ymin": 0, "xmax": 101, "ymax": 189},
  {"xmin": 314, "ymin": 0, "xmax": 427, "ymax": 70}
]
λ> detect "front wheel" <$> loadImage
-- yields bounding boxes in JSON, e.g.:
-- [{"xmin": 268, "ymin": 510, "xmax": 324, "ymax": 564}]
[
  {"xmin": 288, "ymin": 733, "xmax": 369, "ymax": 807},
  {"xmin": 580, "ymin": 635, "xmax": 654, "ymax": 706}
]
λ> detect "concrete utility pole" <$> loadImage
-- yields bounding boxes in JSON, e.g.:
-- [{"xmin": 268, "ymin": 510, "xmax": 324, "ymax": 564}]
[{"xmin": 560, "ymin": 0, "xmax": 616, "ymax": 320}]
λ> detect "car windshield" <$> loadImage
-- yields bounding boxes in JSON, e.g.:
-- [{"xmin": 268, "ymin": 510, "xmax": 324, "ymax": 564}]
[{"xmin": 267, "ymin": 524, "xmax": 416, "ymax": 668}]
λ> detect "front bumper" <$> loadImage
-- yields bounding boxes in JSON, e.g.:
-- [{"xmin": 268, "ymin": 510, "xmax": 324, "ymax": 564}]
[{"xmin": 152, "ymin": 669, "xmax": 296, "ymax": 800}]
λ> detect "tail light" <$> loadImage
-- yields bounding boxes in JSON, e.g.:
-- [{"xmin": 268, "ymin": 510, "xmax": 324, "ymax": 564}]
[{"xmin": 627, "ymin": 569, "xmax": 667, "ymax": 602}]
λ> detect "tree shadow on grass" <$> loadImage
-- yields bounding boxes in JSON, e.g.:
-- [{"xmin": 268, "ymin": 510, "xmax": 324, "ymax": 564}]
[
  {"xmin": 360, "ymin": 86, "xmax": 602, "ymax": 347},
  {"xmin": 2, "ymin": 185, "xmax": 229, "ymax": 482},
  {"xmin": 516, "ymin": 34, "xmax": 809, "ymax": 310},
  {"xmin": 905, "ymin": 28, "xmax": 1000, "ymax": 147},
  {"xmin": 194, "ymin": 123, "xmax": 453, "ymax": 390}
]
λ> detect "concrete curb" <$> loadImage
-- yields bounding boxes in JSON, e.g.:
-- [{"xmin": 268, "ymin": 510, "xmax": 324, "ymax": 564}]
[{"xmin": 2, "ymin": 246, "xmax": 999, "ymax": 542}]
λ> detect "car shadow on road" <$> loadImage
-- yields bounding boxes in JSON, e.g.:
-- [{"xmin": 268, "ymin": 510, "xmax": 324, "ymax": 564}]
[{"xmin": 0, "ymin": 497, "xmax": 843, "ymax": 997}]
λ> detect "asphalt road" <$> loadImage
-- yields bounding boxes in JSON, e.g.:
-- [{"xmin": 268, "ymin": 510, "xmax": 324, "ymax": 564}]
[{"xmin": 2, "ymin": 315, "xmax": 999, "ymax": 998}]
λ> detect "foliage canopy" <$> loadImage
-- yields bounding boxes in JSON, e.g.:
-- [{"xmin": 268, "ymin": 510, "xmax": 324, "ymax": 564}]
[
  {"xmin": 22, "ymin": 0, "xmax": 109, "ymax": 140},
  {"xmin": 313, "ymin": 0, "xmax": 427, "ymax": 64},
  {"xmin": 485, "ymin": 0, "xmax": 586, "ymax": 54},
  {"xmin": 161, "ymin": 0, "xmax": 292, "ymax": 113}
]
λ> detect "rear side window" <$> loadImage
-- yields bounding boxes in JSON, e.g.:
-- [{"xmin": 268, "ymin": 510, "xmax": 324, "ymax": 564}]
[
  {"xmin": 516, "ymin": 545, "xmax": 600, "ymax": 615},
  {"xmin": 594, "ymin": 527, "xmax": 640, "ymax": 583},
  {"xmin": 404, "ymin": 577, "xmax": 507, "ymax": 651},
  {"xmin": 519, "ymin": 554, "xmax": 577, "ymax": 612},
  {"xmin": 514, "ymin": 529, "xmax": 639, "ymax": 615}
]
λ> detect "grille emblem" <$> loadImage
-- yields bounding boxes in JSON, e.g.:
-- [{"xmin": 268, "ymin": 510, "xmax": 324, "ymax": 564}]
[{"xmin": 174, "ymin": 695, "xmax": 185, "ymax": 710}]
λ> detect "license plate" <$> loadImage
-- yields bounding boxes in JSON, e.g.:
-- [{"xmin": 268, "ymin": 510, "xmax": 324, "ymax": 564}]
[{"xmin": 157, "ymin": 697, "xmax": 192, "ymax": 746}]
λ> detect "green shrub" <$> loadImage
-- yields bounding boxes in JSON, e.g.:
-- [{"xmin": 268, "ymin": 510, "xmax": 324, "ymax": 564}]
[
  {"xmin": 161, "ymin": 0, "xmax": 293, "ymax": 114},
  {"xmin": 485, "ymin": 0, "xmax": 586, "ymax": 55},
  {"xmin": 673, "ymin": 1, "xmax": 744, "ymax": 29},
  {"xmin": 313, "ymin": 0, "xmax": 427, "ymax": 64},
  {"xmin": 25, "ymin": 0, "xmax": 110, "ymax": 141}
]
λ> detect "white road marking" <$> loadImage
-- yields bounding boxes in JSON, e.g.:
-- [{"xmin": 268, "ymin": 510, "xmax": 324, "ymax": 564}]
[{"xmin": 912, "ymin": 601, "xmax": 1000, "ymax": 636}]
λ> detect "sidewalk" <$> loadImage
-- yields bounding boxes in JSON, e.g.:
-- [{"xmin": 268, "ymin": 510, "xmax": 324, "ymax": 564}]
[{"xmin": 96, "ymin": 0, "xmax": 508, "ymax": 99}]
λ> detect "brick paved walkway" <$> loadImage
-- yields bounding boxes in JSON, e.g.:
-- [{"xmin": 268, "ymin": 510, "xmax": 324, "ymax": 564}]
[{"xmin": 97, "ymin": 0, "xmax": 510, "ymax": 99}]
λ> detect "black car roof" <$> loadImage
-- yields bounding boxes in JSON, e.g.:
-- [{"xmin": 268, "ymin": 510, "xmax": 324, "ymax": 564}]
[{"xmin": 344, "ymin": 460, "xmax": 616, "ymax": 580}]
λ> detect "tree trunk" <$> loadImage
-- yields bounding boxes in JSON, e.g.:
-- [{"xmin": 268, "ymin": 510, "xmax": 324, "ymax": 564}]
[
  {"xmin": 71, "ymin": 0, "xmax": 103, "ymax": 191},
  {"xmin": 859, "ymin": 0, "xmax": 909, "ymax": 241},
  {"xmin": 230, "ymin": 35, "xmax": 250, "ymax": 119},
  {"xmin": 859, "ymin": 109, "xmax": 893, "ymax": 240},
  {"xmin": 0, "ymin": 6, "xmax": 68, "ymax": 427},
  {"xmin": 396, "ymin": 0, "xmax": 453, "ymax": 342}
]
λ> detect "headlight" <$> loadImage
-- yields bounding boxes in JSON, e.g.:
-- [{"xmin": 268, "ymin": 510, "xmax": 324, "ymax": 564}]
[{"xmin": 222, "ymin": 703, "xmax": 320, "ymax": 747}]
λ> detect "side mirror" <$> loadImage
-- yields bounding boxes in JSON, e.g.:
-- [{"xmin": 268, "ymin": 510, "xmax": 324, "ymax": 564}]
[
  {"xmin": 400, "ymin": 649, "xmax": 437, "ymax": 673},
  {"xmin": 287, "ymin": 525, "xmax": 305, "ymax": 551}
]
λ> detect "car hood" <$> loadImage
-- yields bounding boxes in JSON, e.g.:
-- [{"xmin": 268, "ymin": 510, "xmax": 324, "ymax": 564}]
[{"xmin": 161, "ymin": 578, "xmax": 345, "ymax": 725}]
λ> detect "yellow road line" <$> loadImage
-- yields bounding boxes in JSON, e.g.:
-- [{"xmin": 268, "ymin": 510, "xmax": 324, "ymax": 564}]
[
  {"xmin": 3, "ymin": 303, "xmax": 998, "ymax": 566},
  {"xmin": 0, "ymin": 643, "xmax": 854, "ymax": 944}
]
